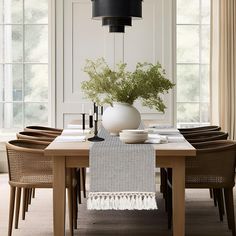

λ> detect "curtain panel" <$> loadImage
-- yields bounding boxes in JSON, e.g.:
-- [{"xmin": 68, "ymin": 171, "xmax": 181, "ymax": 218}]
[{"xmin": 211, "ymin": 0, "xmax": 236, "ymax": 139}]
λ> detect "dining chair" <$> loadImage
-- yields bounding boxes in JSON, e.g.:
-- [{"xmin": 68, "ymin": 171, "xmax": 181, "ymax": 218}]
[
  {"xmin": 23, "ymin": 126, "xmax": 87, "ymax": 200},
  {"xmin": 16, "ymin": 132, "xmax": 56, "ymax": 221},
  {"xmin": 178, "ymin": 125, "xmax": 221, "ymax": 135},
  {"xmin": 184, "ymin": 131, "xmax": 228, "ymax": 143},
  {"xmin": 160, "ymin": 125, "xmax": 221, "ymax": 196},
  {"xmin": 166, "ymin": 140, "xmax": 236, "ymax": 236},
  {"xmin": 17, "ymin": 129, "xmax": 87, "ymax": 222},
  {"xmin": 24, "ymin": 125, "xmax": 63, "ymax": 135},
  {"xmin": 17, "ymin": 131, "xmax": 57, "ymax": 142},
  {"xmin": 161, "ymin": 129, "xmax": 226, "ymax": 205},
  {"xmin": 6, "ymin": 139, "xmax": 75, "ymax": 236}
]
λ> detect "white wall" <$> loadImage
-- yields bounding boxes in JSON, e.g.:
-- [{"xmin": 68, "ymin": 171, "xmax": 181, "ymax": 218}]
[{"xmin": 55, "ymin": 0, "xmax": 175, "ymax": 128}]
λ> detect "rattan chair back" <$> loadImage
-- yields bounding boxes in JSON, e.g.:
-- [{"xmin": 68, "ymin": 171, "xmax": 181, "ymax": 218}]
[
  {"xmin": 179, "ymin": 125, "xmax": 221, "ymax": 134},
  {"xmin": 17, "ymin": 131, "xmax": 57, "ymax": 142},
  {"xmin": 24, "ymin": 126, "xmax": 62, "ymax": 135},
  {"xmin": 186, "ymin": 140, "xmax": 236, "ymax": 188},
  {"xmin": 184, "ymin": 131, "xmax": 228, "ymax": 143},
  {"xmin": 6, "ymin": 139, "xmax": 52, "ymax": 187}
]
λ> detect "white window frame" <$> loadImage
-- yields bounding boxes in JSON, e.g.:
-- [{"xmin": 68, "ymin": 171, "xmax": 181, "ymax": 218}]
[
  {"xmin": 0, "ymin": 0, "xmax": 55, "ymax": 131},
  {"xmin": 175, "ymin": 0, "xmax": 211, "ymax": 128}
]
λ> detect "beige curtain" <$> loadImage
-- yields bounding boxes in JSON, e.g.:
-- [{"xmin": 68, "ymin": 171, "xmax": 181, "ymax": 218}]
[{"xmin": 211, "ymin": 0, "xmax": 236, "ymax": 139}]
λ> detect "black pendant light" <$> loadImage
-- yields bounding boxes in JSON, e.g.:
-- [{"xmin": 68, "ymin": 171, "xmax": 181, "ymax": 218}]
[{"xmin": 91, "ymin": 0, "xmax": 143, "ymax": 33}]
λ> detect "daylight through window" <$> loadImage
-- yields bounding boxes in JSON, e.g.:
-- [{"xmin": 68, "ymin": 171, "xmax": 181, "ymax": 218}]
[{"xmin": 0, "ymin": 0, "xmax": 49, "ymax": 132}]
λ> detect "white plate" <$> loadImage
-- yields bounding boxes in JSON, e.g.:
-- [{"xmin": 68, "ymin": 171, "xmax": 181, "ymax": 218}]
[
  {"xmin": 146, "ymin": 128, "xmax": 180, "ymax": 135},
  {"xmin": 121, "ymin": 129, "xmax": 147, "ymax": 135},
  {"xmin": 120, "ymin": 133, "xmax": 148, "ymax": 140},
  {"xmin": 120, "ymin": 136, "xmax": 147, "ymax": 144}
]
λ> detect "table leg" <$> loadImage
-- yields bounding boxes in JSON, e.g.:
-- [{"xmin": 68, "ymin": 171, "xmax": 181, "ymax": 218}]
[
  {"xmin": 172, "ymin": 158, "xmax": 185, "ymax": 236},
  {"xmin": 53, "ymin": 156, "xmax": 66, "ymax": 236}
]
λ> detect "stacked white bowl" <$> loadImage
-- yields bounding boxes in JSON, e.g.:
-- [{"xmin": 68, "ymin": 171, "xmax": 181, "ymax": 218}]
[{"xmin": 119, "ymin": 129, "xmax": 148, "ymax": 144}]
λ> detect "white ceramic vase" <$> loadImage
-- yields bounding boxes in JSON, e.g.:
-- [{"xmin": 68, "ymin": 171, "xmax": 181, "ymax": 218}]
[{"xmin": 102, "ymin": 102, "xmax": 141, "ymax": 135}]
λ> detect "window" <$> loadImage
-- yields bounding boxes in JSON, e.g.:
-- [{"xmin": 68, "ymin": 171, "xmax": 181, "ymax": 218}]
[
  {"xmin": 176, "ymin": 0, "xmax": 211, "ymax": 127},
  {"xmin": 0, "ymin": 0, "xmax": 49, "ymax": 132}
]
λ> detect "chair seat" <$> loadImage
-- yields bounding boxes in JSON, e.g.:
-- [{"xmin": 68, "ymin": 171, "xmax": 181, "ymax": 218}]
[
  {"xmin": 21, "ymin": 174, "xmax": 53, "ymax": 185},
  {"xmin": 186, "ymin": 175, "xmax": 234, "ymax": 188}
]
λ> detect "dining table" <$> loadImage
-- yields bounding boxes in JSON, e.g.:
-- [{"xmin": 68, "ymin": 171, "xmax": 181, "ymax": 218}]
[{"xmin": 44, "ymin": 128, "xmax": 196, "ymax": 236}]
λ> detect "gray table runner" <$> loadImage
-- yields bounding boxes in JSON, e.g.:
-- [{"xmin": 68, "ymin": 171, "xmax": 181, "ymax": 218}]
[{"xmin": 87, "ymin": 127, "xmax": 157, "ymax": 210}]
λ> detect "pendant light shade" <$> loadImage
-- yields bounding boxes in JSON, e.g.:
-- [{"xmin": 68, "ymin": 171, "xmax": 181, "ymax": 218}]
[{"xmin": 91, "ymin": 0, "xmax": 143, "ymax": 33}]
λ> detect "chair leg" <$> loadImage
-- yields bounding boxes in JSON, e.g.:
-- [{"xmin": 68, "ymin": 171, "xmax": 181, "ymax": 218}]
[
  {"xmin": 22, "ymin": 188, "xmax": 26, "ymax": 220},
  {"xmin": 167, "ymin": 168, "xmax": 172, "ymax": 230},
  {"xmin": 163, "ymin": 168, "xmax": 168, "ymax": 212},
  {"xmin": 76, "ymin": 169, "xmax": 82, "ymax": 204},
  {"xmin": 81, "ymin": 168, "xmax": 86, "ymax": 198},
  {"xmin": 160, "ymin": 168, "xmax": 165, "ymax": 194},
  {"xmin": 220, "ymin": 188, "xmax": 225, "ymax": 215},
  {"xmin": 28, "ymin": 188, "xmax": 32, "ymax": 205},
  {"xmin": 209, "ymin": 188, "xmax": 213, "ymax": 198},
  {"xmin": 224, "ymin": 188, "xmax": 236, "ymax": 235},
  {"xmin": 14, "ymin": 187, "xmax": 21, "ymax": 229},
  {"xmin": 25, "ymin": 188, "xmax": 29, "ymax": 212},
  {"xmin": 213, "ymin": 189, "xmax": 218, "ymax": 207},
  {"xmin": 8, "ymin": 186, "xmax": 16, "ymax": 236},
  {"xmin": 72, "ymin": 169, "xmax": 78, "ymax": 229},
  {"xmin": 215, "ymin": 188, "xmax": 224, "ymax": 222},
  {"xmin": 32, "ymin": 188, "xmax": 35, "ymax": 198},
  {"xmin": 73, "ymin": 185, "xmax": 78, "ymax": 229},
  {"xmin": 67, "ymin": 169, "xmax": 74, "ymax": 236}
]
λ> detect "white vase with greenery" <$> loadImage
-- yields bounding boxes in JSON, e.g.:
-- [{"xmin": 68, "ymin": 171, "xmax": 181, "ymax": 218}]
[
  {"xmin": 81, "ymin": 58, "xmax": 175, "ymax": 135},
  {"xmin": 102, "ymin": 102, "xmax": 141, "ymax": 135}
]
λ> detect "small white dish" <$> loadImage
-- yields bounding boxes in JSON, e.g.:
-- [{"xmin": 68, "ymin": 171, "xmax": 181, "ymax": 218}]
[
  {"xmin": 119, "ymin": 131, "xmax": 148, "ymax": 144},
  {"xmin": 119, "ymin": 136, "xmax": 147, "ymax": 144},
  {"xmin": 121, "ymin": 129, "xmax": 147, "ymax": 135}
]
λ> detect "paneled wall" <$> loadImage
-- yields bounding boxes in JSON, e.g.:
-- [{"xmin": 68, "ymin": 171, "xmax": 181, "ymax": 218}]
[{"xmin": 55, "ymin": 0, "xmax": 175, "ymax": 128}]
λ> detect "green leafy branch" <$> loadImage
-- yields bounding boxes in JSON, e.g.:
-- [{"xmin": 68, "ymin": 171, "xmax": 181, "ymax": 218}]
[{"xmin": 81, "ymin": 58, "xmax": 175, "ymax": 113}]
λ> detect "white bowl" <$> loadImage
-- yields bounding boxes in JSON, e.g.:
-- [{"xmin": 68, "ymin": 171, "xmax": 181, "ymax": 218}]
[
  {"xmin": 120, "ymin": 133, "xmax": 148, "ymax": 139},
  {"xmin": 121, "ymin": 129, "xmax": 148, "ymax": 135},
  {"xmin": 119, "ymin": 132, "xmax": 148, "ymax": 144},
  {"xmin": 119, "ymin": 136, "xmax": 147, "ymax": 144}
]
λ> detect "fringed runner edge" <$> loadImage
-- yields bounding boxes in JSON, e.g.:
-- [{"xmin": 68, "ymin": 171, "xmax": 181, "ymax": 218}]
[{"xmin": 87, "ymin": 192, "xmax": 157, "ymax": 210}]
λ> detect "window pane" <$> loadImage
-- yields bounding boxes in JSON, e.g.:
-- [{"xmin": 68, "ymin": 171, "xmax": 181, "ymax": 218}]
[
  {"xmin": 177, "ymin": 25, "xmax": 199, "ymax": 63},
  {"xmin": 177, "ymin": 103, "xmax": 200, "ymax": 123},
  {"xmin": 0, "ymin": 65, "xmax": 3, "ymax": 101},
  {"xmin": 13, "ymin": 102, "xmax": 23, "ymax": 128},
  {"xmin": 1, "ymin": 0, "xmax": 23, "ymax": 24},
  {"xmin": 201, "ymin": 0, "xmax": 210, "ymax": 24},
  {"xmin": 201, "ymin": 25, "xmax": 210, "ymax": 64},
  {"xmin": 24, "ymin": 0, "xmax": 48, "ymax": 24},
  {"xmin": 0, "ymin": 26, "xmax": 2, "ymax": 62},
  {"xmin": 3, "ymin": 64, "xmax": 23, "ymax": 102},
  {"xmin": 24, "ymin": 103, "xmax": 48, "ymax": 126},
  {"xmin": 177, "ymin": 65, "xmax": 199, "ymax": 102},
  {"xmin": 12, "ymin": 65, "xmax": 23, "ymax": 101},
  {"xmin": 0, "ymin": 0, "xmax": 2, "ymax": 23},
  {"xmin": 200, "ymin": 103, "xmax": 210, "ymax": 123},
  {"xmin": 177, "ymin": 0, "xmax": 199, "ymax": 24},
  {"xmin": 0, "ymin": 25, "xmax": 23, "ymax": 63},
  {"xmin": 200, "ymin": 65, "xmax": 210, "ymax": 102},
  {"xmin": 24, "ymin": 25, "xmax": 48, "ymax": 62},
  {"xmin": 24, "ymin": 65, "xmax": 48, "ymax": 101},
  {"xmin": 0, "ymin": 102, "xmax": 23, "ymax": 129}
]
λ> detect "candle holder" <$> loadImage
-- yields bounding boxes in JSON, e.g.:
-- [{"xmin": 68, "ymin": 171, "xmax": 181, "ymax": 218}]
[
  {"xmin": 93, "ymin": 103, "xmax": 98, "ymax": 114},
  {"xmin": 81, "ymin": 113, "xmax": 86, "ymax": 130},
  {"xmin": 89, "ymin": 115, "xmax": 93, "ymax": 128},
  {"xmin": 88, "ymin": 120, "xmax": 104, "ymax": 142}
]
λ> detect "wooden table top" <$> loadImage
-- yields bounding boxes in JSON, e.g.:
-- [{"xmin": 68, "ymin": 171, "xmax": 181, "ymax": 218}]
[{"xmin": 45, "ymin": 136, "xmax": 196, "ymax": 157}]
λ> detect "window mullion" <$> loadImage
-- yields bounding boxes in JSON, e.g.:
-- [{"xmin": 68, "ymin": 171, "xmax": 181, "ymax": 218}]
[
  {"xmin": 22, "ymin": 0, "xmax": 25, "ymax": 127},
  {"xmin": 199, "ymin": 0, "xmax": 202, "ymax": 124}
]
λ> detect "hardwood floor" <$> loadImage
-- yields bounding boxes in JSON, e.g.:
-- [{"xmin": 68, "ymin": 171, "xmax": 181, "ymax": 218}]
[{"xmin": 0, "ymin": 173, "xmax": 234, "ymax": 236}]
